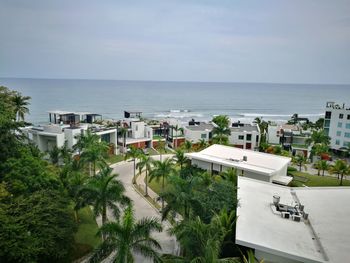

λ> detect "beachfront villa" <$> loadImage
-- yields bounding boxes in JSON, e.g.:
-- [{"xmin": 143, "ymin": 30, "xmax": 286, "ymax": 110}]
[
  {"xmin": 187, "ymin": 144, "xmax": 292, "ymax": 185},
  {"xmin": 183, "ymin": 120, "xmax": 214, "ymax": 143},
  {"xmin": 23, "ymin": 111, "xmax": 117, "ymax": 153},
  {"xmin": 236, "ymin": 176, "xmax": 350, "ymax": 263},
  {"xmin": 117, "ymin": 115, "xmax": 153, "ymax": 152},
  {"xmin": 267, "ymin": 123, "xmax": 311, "ymax": 157},
  {"xmin": 229, "ymin": 122, "xmax": 260, "ymax": 150},
  {"xmin": 324, "ymin": 102, "xmax": 350, "ymax": 152}
]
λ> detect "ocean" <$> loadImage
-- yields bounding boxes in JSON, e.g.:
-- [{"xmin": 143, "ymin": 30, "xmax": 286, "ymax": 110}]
[{"xmin": 1, "ymin": 78, "xmax": 349, "ymax": 125}]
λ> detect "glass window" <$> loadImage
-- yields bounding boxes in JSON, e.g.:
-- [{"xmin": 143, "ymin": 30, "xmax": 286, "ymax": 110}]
[
  {"xmin": 336, "ymin": 139, "xmax": 340, "ymax": 145},
  {"xmin": 246, "ymin": 134, "xmax": 252, "ymax": 141},
  {"xmin": 337, "ymin": 131, "xmax": 342, "ymax": 136},
  {"xmin": 238, "ymin": 135, "xmax": 244, "ymax": 140},
  {"xmin": 345, "ymin": 132, "xmax": 350, "ymax": 138},
  {"xmin": 348, "ymin": 115, "xmax": 350, "ymax": 120},
  {"xmin": 339, "ymin": 113, "xmax": 344, "ymax": 119},
  {"xmin": 324, "ymin": 120, "xmax": 330, "ymax": 127},
  {"xmin": 338, "ymin": 122, "xmax": 343, "ymax": 128},
  {"xmin": 325, "ymin": 111, "xmax": 332, "ymax": 119},
  {"xmin": 346, "ymin": 123, "xmax": 350, "ymax": 129},
  {"xmin": 344, "ymin": 141, "xmax": 350, "ymax": 147},
  {"xmin": 201, "ymin": 133, "xmax": 207, "ymax": 139}
]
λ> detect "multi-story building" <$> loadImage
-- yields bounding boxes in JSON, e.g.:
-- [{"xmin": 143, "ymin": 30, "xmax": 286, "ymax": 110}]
[
  {"xmin": 23, "ymin": 111, "xmax": 117, "ymax": 153},
  {"xmin": 324, "ymin": 101, "xmax": 350, "ymax": 151},
  {"xmin": 183, "ymin": 120, "xmax": 213, "ymax": 143},
  {"xmin": 229, "ymin": 122, "xmax": 260, "ymax": 150}
]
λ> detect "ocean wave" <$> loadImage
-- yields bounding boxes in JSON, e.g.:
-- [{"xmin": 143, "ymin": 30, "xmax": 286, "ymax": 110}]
[
  {"xmin": 170, "ymin": 109, "xmax": 190, "ymax": 113},
  {"xmin": 239, "ymin": 113, "xmax": 324, "ymax": 118}
]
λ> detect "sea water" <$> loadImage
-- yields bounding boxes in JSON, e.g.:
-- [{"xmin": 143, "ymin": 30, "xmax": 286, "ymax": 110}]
[{"xmin": 1, "ymin": 78, "xmax": 349, "ymax": 125}]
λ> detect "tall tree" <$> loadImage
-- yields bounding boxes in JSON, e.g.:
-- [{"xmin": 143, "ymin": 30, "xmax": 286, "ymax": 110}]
[
  {"xmin": 81, "ymin": 165, "xmax": 130, "ymax": 226},
  {"xmin": 173, "ymin": 149, "xmax": 189, "ymax": 170},
  {"xmin": 125, "ymin": 146, "xmax": 141, "ymax": 184},
  {"xmin": 316, "ymin": 160, "xmax": 329, "ymax": 176},
  {"xmin": 89, "ymin": 205, "xmax": 162, "ymax": 263},
  {"xmin": 12, "ymin": 93, "xmax": 31, "ymax": 122},
  {"xmin": 292, "ymin": 154, "xmax": 308, "ymax": 172},
  {"xmin": 81, "ymin": 140, "xmax": 109, "ymax": 176},
  {"xmin": 212, "ymin": 115, "xmax": 231, "ymax": 145},
  {"xmin": 136, "ymin": 153, "xmax": 153, "ymax": 196},
  {"xmin": 329, "ymin": 160, "xmax": 349, "ymax": 186},
  {"xmin": 149, "ymin": 158, "xmax": 176, "ymax": 211}
]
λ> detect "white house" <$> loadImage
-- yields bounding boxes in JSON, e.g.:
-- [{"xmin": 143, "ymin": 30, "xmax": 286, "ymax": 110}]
[
  {"xmin": 183, "ymin": 122, "xmax": 213, "ymax": 143},
  {"xmin": 236, "ymin": 176, "xmax": 350, "ymax": 263},
  {"xmin": 229, "ymin": 123, "xmax": 260, "ymax": 150},
  {"xmin": 324, "ymin": 101, "xmax": 350, "ymax": 151},
  {"xmin": 187, "ymin": 144, "xmax": 292, "ymax": 185}
]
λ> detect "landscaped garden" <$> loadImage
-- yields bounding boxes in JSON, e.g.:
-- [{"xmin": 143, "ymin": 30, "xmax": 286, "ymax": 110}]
[{"xmin": 289, "ymin": 171, "xmax": 350, "ymax": 187}]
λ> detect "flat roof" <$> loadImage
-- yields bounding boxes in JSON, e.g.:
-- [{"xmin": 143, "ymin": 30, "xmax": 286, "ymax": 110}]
[
  {"xmin": 187, "ymin": 144, "xmax": 291, "ymax": 176},
  {"xmin": 236, "ymin": 177, "xmax": 350, "ymax": 263},
  {"xmin": 185, "ymin": 123, "xmax": 214, "ymax": 131},
  {"xmin": 48, "ymin": 110, "xmax": 76, "ymax": 115},
  {"xmin": 231, "ymin": 124, "xmax": 259, "ymax": 133}
]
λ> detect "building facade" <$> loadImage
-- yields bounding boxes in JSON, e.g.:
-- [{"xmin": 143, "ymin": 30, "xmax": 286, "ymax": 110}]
[{"xmin": 229, "ymin": 123, "xmax": 260, "ymax": 150}]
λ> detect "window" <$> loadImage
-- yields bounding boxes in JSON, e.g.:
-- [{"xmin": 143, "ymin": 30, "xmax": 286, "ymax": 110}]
[
  {"xmin": 135, "ymin": 125, "xmax": 138, "ymax": 131},
  {"xmin": 201, "ymin": 133, "xmax": 207, "ymax": 139},
  {"xmin": 256, "ymin": 135, "xmax": 259, "ymax": 143},
  {"xmin": 325, "ymin": 111, "xmax": 332, "ymax": 119},
  {"xmin": 348, "ymin": 115, "xmax": 350, "ymax": 120},
  {"xmin": 346, "ymin": 123, "xmax": 350, "ymax": 129},
  {"xmin": 246, "ymin": 134, "xmax": 252, "ymax": 141},
  {"xmin": 344, "ymin": 141, "xmax": 350, "ymax": 147},
  {"xmin": 238, "ymin": 135, "xmax": 244, "ymax": 140},
  {"xmin": 338, "ymin": 122, "xmax": 343, "ymax": 128},
  {"xmin": 324, "ymin": 120, "xmax": 330, "ymax": 127},
  {"xmin": 336, "ymin": 140, "xmax": 340, "ymax": 145},
  {"xmin": 345, "ymin": 132, "xmax": 350, "ymax": 138},
  {"xmin": 339, "ymin": 113, "xmax": 344, "ymax": 119},
  {"xmin": 336, "ymin": 131, "xmax": 342, "ymax": 136}
]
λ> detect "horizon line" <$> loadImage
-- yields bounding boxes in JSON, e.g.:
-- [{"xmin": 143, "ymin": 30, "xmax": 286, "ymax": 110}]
[{"xmin": 0, "ymin": 76, "xmax": 349, "ymax": 86}]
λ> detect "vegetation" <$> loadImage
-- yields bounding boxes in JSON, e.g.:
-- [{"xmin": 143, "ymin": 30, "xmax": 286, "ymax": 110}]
[
  {"xmin": 329, "ymin": 160, "xmax": 350, "ymax": 186},
  {"xmin": 292, "ymin": 154, "xmax": 308, "ymax": 172},
  {"xmin": 89, "ymin": 205, "xmax": 162, "ymax": 263},
  {"xmin": 125, "ymin": 146, "xmax": 142, "ymax": 183},
  {"xmin": 212, "ymin": 115, "xmax": 231, "ymax": 145},
  {"xmin": 290, "ymin": 171, "xmax": 350, "ymax": 187}
]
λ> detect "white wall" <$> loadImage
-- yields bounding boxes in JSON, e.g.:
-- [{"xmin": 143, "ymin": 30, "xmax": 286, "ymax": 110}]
[
  {"xmin": 131, "ymin": 121, "xmax": 145, "ymax": 139},
  {"xmin": 229, "ymin": 130, "xmax": 260, "ymax": 150},
  {"xmin": 268, "ymin": 125, "xmax": 280, "ymax": 145},
  {"xmin": 326, "ymin": 108, "xmax": 350, "ymax": 150},
  {"xmin": 255, "ymin": 250, "xmax": 303, "ymax": 263},
  {"xmin": 184, "ymin": 128, "xmax": 210, "ymax": 143}
]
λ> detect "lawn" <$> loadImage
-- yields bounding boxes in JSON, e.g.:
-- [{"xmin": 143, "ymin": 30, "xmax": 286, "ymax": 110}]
[
  {"xmin": 71, "ymin": 207, "xmax": 101, "ymax": 260},
  {"xmin": 153, "ymin": 135, "xmax": 165, "ymax": 140},
  {"xmin": 289, "ymin": 171, "xmax": 350, "ymax": 187},
  {"xmin": 147, "ymin": 176, "xmax": 171, "ymax": 194},
  {"xmin": 106, "ymin": 154, "xmax": 124, "ymax": 164}
]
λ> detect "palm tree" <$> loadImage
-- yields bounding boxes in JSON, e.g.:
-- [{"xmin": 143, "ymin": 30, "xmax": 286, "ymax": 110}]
[
  {"xmin": 242, "ymin": 250, "xmax": 264, "ymax": 263},
  {"xmin": 329, "ymin": 160, "xmax": 349, "ymax": 186},
  {"xmin": 89, "ymin": 205, "xmax": 162, "ymax": 263},
  {"xmin": 68, "ymin": 171, "xmax": 89, "ymax": 222},
  {"xmin": 119, "ymin": 127, "xmax": 128, "ymax": 153},
  {"xmin": 49, "ymin": 145, "xmax": 60, "ymax": 165},
  {"xmin": 173, "ymin": 149, "xmax": 189, "ymax": 170},
  {"xmin": 172, "ymin": 125, "xmax": 182, "ymax": 149},
  {"xmin": 160, "ymin": 175, "xmax": 203, "ymax": 221},
  {"xmin": 306, "ymin": 130, "xmax": 330, "ymax": 146},
  {"xmin": 136, "ymin": 153, "xmax": 153, "ymax": 196},
  {"xmin": 219, "ymin": 168, "xmax": 237, "ymax": 186},
  {"xmin": 183, "ymin": 140, "xmax": 193, "ymax": 152},
  {"xmin": 316, "ymin": 160, "xmax": 329, "ymax": 176},
  {"xmin": 81, "ymin": 165, "xmax": 130, "ymax": 226},
  {"xmin": 292, "ymin": 154, "xmax": 308, "ymax": 172},
  {"xmin": 198, "ymin": 138, "xmax": 208, "ymax": 151},
  {"xmin": 149, "ymin": 158, "xmax": 176, "ymax": 211},
  {"xmin": 212, "ymin": 115, "xmax": 231, "ymax": 145},
  {"xmin": 12, "ymin": 93, "xmax": 31, "ymax": 121},
  {"xmin": 125, "ymin": 146, "xmax": 141, "ymax": 184},
  {"xmin": 59, "ymin": 141, "xmax": 73, "ymax": 164},
  {"xmin": 81, "ymin": 141, "xmax": 109, "ymax": 176}
]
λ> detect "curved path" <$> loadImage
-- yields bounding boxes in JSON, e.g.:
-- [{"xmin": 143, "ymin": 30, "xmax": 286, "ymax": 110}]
[{"xmin": 107, "ymin": 159, "xmax": 177, "ymax": 263}]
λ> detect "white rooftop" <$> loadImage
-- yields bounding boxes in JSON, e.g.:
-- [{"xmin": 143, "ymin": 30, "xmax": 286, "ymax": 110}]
[
  {"xmin": 236, "ymin": 177, "xmax": 350, "ymax": 263},
  {"xmin": 187, "ymin": 144, "xmax": 291, "ymax": 176}
]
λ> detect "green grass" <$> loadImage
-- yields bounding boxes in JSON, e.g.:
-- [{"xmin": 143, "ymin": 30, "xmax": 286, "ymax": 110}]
[
  {"xmin": 71, "ymin": 207, "xmax": 101, "ymax": 260},
  {"xmin": 147, "ymin": 176, "xmax": 171, "ymax": 194},
  {"xmin": 153, "ymin": 135, "xmax": 165, "ymax": 140},
  {"xmin": 290, "ymin": 171, "xmax": 350, "ymax": 187},
  {"xmin": 106, "ymin": 154, "xmax": 124, "ymax": 164}
]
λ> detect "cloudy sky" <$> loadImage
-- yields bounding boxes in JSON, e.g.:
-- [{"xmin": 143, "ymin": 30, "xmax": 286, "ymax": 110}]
[{"xmin": 1, "ymin": 0, "xmax": 349, "ymax": 83}]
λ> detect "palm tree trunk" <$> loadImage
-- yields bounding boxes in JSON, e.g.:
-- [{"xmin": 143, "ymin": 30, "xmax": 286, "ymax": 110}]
[
  {"xmin": 322, "ymin": 169, "xmax": 325, "ymax": 176},
  {"xmin": 74, "ymin": 209, "xmax": 79, "ymax": 222},
  {"xmin": 93, "ymin": 161, "xmax": 96, "ymax": 176},
  {"xmin": 89, "ymin": 162, "xmax": 92, "ymax": 176},
  {"xmin": 317, "ymin": 167, "xmax": 320, "ymax": 176},
  {"xmin": 161, "ymin": 175, "xmax": 165, "ymax": 211},
  {"xmin": 145, "ymin": 170, "xmax": 148, "ymax": 196},
  {"xmin": 133, "ymin": 159, "xmax": 136, "ymax": 184},
  {"xmin": 340, "ymin": 174, "xmax": 344, "ymax": 186}
]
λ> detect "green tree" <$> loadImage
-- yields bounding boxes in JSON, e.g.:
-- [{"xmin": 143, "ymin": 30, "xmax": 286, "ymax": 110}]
[
  {"xmin": 136, "ymin": 153, "xmax": 153, "ymax": 196},
  {"xmin": 12, "ymin": 93, "xmax": 31, "ymax": 122},
  {"xmin": 49, "ymin": 145, "xmax": 60, "ymax": 165},
  {"xmin": 81, "ymin": 165, "xmax": 130, "ymax": 226},
  {"xmin": 149, "ymin": 158, "xmax": 176, "ymax": 211},
  {"xmin": 212, "ymin": 115, "xmax": 231, "ymax": 145},
  {"xmin": 183, "ymin": 140, "xmax": 193, "ymax": 152},
  {"xmin": 329, "ymin": 160, "xmax": 349, "ymax": 186},
  {"xmin": 198, "ymin": 138, "xmax": 208, "ymax": 150},
  {"xmin": 173, "ymin": 149, "xmax": 189, "ymax": 170},
  {"xmin": 89, "ymin": 205, "xmax": 162, "ymax": 263},
  {"xmin": 125, "ymin": 146, "xmax": 141, "ymax": 184},
  {"xmin": 306, "ymin": 130, "xmax": 330, "ymax": 146},
  {"xmin": 292, "ymin": 154, "xmax": 308, "ymax": 172},
  {"xmin": 81, "ymin": 140, "xmax": 109, "ymax": 176},
  {"xmin": 316, "ymin": 160, "xmax": 329, "ymax": 176}
]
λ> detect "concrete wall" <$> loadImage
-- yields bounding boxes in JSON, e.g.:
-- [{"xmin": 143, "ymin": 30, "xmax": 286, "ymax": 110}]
[
  {"xmin": 192, "ymin": 159, "xmax": 211, "ymax": 170},
  {"xmin": 184, "ymin": 128, "xmax": 211, "ymax": 143},
  {"xmin": 64, "ymin": 128, "xmax": 85, "ymax": 149},
  {"xmin": 255, "ymin": 250, "xmax": 303, "ymax": 263},
  {"xmin": 229, "ymin": 130, "xmax": 259, "ymax": 150},
  {"xmin": 131, "ymin": 121, "xmax": 145, "ymax": 139},
  {"xmin": 325, "ymin": 107, "xmax": 350, "ymax": 150},
  {"xmin": 37, "ymin": 133, "xmax": 65, "ymax": 152},
  {"xmin": 242, "ymin": 170, "xmax": 270, "ymax": 182}
]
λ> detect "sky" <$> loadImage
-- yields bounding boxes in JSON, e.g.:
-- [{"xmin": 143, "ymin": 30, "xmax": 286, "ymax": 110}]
[{"xmin": 1, "ymin": 0, "xmax": 350, "ymax": 84}]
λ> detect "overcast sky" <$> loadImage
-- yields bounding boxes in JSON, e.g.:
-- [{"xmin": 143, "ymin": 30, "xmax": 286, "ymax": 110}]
[{"xmin": 1, "ymin": 0, "xmax": 350, "ymax": 84}]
